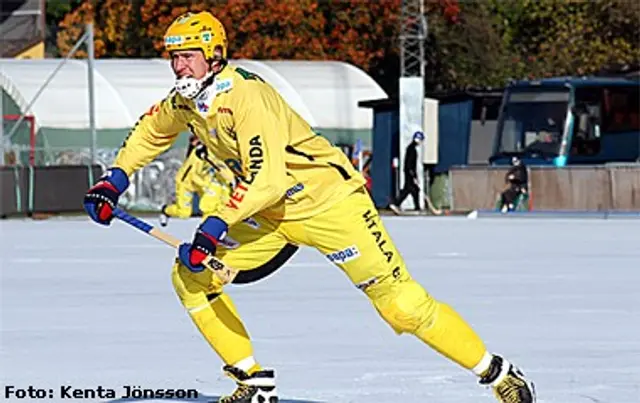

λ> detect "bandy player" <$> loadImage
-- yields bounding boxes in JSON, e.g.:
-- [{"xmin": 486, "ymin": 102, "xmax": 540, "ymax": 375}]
[{"xmin": 84, "ymin": 11, "xmax": 535, "ymax": 403}]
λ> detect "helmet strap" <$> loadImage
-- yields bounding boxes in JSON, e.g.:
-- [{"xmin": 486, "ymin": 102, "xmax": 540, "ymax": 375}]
[{"xmin": 209, "ymin": 57, "xmax": 227, "ymax": 74}]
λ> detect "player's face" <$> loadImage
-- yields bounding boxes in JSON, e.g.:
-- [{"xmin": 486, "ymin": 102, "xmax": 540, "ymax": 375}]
[{"xmin": 171, "ymin": 50, "xmax": 209, "ymax": 80}]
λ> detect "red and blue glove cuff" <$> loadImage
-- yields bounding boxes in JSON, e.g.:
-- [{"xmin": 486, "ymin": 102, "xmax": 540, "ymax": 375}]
[
  {"xmin": 84, "ymin": 167, "xmax": 130, "ymax": 225},
  {"xmin": 178, "ymin": 217, "xmax": 228, "ymax": 273},
  {"xmin": 102, "ymin": 167, "xmax": 130, "ymax": 193},
  {"xmin": 198, "ymin": 216, "xmax": 228, "ymax": 241}
]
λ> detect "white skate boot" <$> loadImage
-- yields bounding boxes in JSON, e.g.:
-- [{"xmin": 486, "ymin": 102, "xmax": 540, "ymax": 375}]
[
  {"xmin": 479, "ymin": 355, "xmax": 536, "ymax": 403},
  {"xmin": 217, "ymin": 365, "xmax": 278, "ymax": 403}
]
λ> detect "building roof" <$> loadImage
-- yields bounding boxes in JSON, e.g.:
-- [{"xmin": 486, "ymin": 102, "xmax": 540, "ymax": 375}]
[
  {"xmin": 1, "ymin": 58, "xmax": 387, "ymax": 130},
  {"xmin": 358, "ymin": 89, "xmax": 504, "ymax": 110},
  {"xmin": 0, "ymin": 0, "xmax": 44, "ymax": 57},
  {"xmin": 510, "ymin": 76, "xmax": 640, "ymax": 88}
]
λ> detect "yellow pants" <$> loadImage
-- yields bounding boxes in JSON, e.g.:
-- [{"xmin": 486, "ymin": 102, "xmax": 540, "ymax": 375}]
[{"xmin": 172, "ymin": 188, "xmax": 488, "ymax": 373}]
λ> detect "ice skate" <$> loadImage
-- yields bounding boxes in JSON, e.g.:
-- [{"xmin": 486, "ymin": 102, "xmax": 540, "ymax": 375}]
[
  {"xmin": 479, "ymin": 355, "xmax": 536, "ymax": 403},
  {"xmin": 217, "ymin": 365, "xmax": 278, "ymax": 403}
]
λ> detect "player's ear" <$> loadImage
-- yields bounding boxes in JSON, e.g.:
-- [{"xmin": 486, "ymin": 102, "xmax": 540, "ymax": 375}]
[
  {"xmin": 213, "ymin": 45, "xmax": 224, "ymax": 59},
  {"xmin": 210, "ymin": 46, "xmax": 225, "ymax": 72}
]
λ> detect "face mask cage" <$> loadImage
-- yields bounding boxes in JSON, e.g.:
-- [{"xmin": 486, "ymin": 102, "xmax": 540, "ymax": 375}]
[
  {"xmin": 171, "ymin": 46, "xmax": 225, "ymax": 99},
  {"xmin": 174, "ymin": 71, "xmax": 214, "ymax": 99}
]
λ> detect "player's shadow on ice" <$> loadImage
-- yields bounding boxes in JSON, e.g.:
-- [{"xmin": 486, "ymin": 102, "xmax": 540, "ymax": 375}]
[{"xmin": 107, "ymin": 393, "xmax": 324, "ymax": 403}]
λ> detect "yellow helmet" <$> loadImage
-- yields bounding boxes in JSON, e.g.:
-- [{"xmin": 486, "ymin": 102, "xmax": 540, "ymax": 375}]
[{"xmin": 164, "ymin": 12, "xmax": 227, "ymax": 60}]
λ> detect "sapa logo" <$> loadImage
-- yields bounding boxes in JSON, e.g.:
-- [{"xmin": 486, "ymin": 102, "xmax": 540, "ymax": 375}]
[
  {"xmin": 326, "ymin": 246, "xmax": 360, "ymax": 264},
  {"xmin": 215, "ymin": 79, "xmax": 232, "ymax": 93},
  {"xmin": 164, "ymin": 35, "xmax": 183, "ymax": 45},
  {"xmin": 286, "ymin": 183, "xmax": 304, "ymax": 198}
]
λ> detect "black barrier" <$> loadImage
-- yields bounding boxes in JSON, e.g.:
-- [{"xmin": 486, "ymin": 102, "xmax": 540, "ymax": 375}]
[
  {"xmin": 32, "ymin": 165, "xmax": 103, "ymax": 213},
  {"xmin": 0, "ymin": 165, "xmax": 103, "ymax": 217},
  {"xmin": 0, "ymin": 167, "xmax": 28, "ymax": 217}
]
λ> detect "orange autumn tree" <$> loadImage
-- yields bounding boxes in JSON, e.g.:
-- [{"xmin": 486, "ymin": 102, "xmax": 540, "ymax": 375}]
[
  {"xmin": 56, "ymin": 0, "xmax": 135, "ymax": 58},
  {"xmin": 141, "ymin": 0, "xmax": 328, "ymax": 60},
  {"xmin": 139, "ymin": 0, "xmax": 458, "ymax": 70},
  {"xmin": 59, "ymin": 0, "xmax": 409, "ymax": 69},
  {"xmin": 57, "ymin": 0, "xmax": 462, "ymax": 92},
  {"xmin": 318, "ymin": 0, "xmax": 402, "ymax": 72}
]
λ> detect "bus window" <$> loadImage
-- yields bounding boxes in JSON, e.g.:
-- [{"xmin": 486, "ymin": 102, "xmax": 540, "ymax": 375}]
[
  {"xmin": 571, "ymin": 88, "xmax": 603, "ymax": 157},
  {"xmin": 496, "ymin": 89, "xmax": 568, "ymax": 158},
  {"xmin": 602, "ymin": 87, "xmax": 640, "ymax": 133}
]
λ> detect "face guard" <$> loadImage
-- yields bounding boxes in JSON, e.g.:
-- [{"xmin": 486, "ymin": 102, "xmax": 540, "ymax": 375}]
[{"xmin": 174, "ymin": 71, "xmax": 214, "ymax": 99}]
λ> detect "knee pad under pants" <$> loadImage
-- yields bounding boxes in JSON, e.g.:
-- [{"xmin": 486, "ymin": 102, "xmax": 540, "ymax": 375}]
[
  {"xmin": 366, "ymin": 278, "xmax": 438, "ymax": 335},
  {"xmin": 366, "ymin": 277, "xmax": 487, "ymax": 369}
]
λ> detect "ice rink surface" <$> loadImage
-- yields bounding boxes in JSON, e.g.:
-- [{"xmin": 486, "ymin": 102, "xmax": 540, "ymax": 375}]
[{"xmin": 2, "ymin": 216, "xmax": 639, "ymax": 403}]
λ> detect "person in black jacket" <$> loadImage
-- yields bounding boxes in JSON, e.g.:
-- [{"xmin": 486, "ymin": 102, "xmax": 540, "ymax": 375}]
[
  {"xmin": 498, "ymin": 156, "xmax": 528, "ymax": 212},
  {"xmin": 390, "ymin": 131, "xmax": 424, "ymax": 214}
]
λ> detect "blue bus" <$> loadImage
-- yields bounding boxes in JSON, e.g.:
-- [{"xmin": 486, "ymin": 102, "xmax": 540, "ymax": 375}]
[{"xmin": 489, "ymin": 76, "xmax": 640, "ymax": 166}]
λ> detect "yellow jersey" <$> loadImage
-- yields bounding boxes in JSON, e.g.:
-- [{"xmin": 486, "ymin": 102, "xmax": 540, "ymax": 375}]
[
  {"xmin": 164, "ymin": 149, "xmax": 227, "ymax": 218},
  {"xmin": 113, "ymin": 63, "xmax": 365, "ymax": 227}
]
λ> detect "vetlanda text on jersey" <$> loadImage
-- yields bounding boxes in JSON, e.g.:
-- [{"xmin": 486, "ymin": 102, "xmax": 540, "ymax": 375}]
[{"xmin": 58, "ymin": 385, "xmax": 199, "ymax": 399}]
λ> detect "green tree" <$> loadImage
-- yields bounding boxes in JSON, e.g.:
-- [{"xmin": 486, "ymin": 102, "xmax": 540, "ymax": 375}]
[
  {"xmin": 46, "ymin": 0, "xmax": 84, "ymax": 56},
  {"xmin": 425, "ymin": 2, "xmax": 512, "ymax": 90},
  {"xmin": 490, "ymin": 0, "xmax": 640, "ymax": 78},
  {"xmin": 56, "ymin": 0, "xmax": 134, "ymax": 58}
]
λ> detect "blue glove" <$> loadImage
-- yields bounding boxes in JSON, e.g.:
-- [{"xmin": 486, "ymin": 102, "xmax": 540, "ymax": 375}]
[
  {"xmin": 83, "ymin": 168, "xmax": 129, "ymax": 225},
  {"xmin": 178, "ymin": 216, "xmax": 228, "ymax": 272}
]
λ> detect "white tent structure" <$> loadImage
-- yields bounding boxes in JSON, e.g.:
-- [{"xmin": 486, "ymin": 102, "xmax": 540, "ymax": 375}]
[
  {"xmin": 1, "ymin": 58, "xmax": 386, "ymax": 132},
  {"xmin": 1, "ymin": 58, "xmax": 387, "ymax": 206}
]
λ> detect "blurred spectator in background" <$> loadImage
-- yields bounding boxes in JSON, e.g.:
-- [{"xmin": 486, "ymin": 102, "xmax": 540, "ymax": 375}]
[
  {"xmin": 498, "ymin": 156, "xmax": 528, "ymax": 213},
  {"xmin": 389, "ymin": 131, "xmax": 424, "ymax": 214}
]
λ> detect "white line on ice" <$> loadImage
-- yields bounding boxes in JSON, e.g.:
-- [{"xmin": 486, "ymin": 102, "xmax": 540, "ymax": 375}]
[
  {"xmin": 8, "ymin": 257, "xmax": 131, "ymax": 264},
  {"xmin": 10, "ymin": 244, "xmax": 164, "ymax": 250}
]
